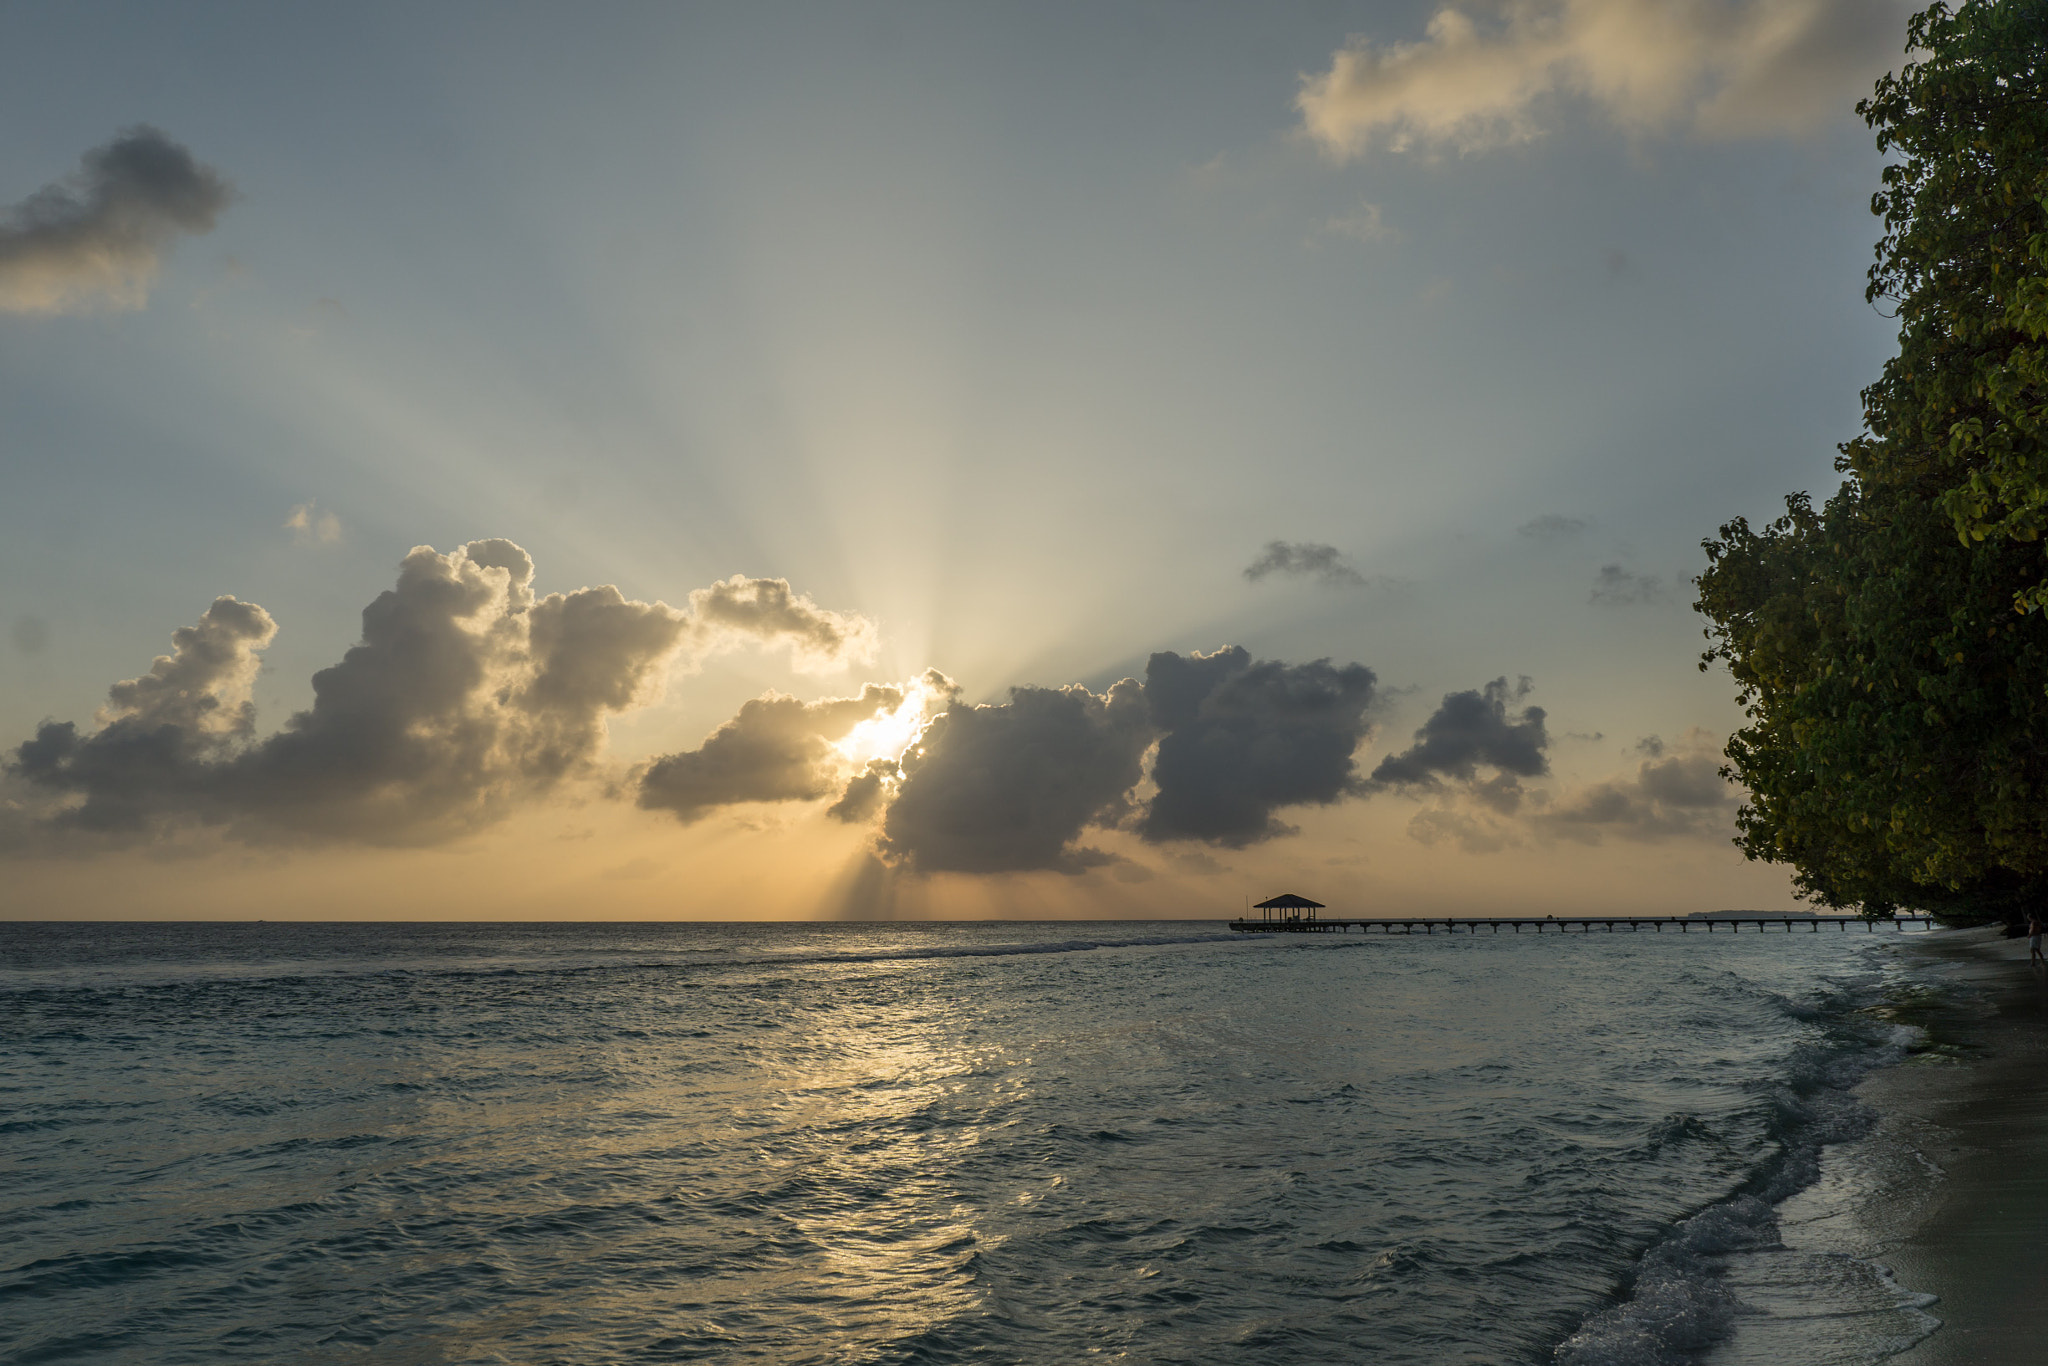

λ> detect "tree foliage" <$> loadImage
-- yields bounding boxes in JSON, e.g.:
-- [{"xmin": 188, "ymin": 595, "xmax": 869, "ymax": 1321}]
[
  {"xmin": 1697, "ymin": 0, "xmax": 2048, "ymax": 923},
  {"xmin": 1854, "ymin": 0, "xmax": 2048, "ymax": 591}
]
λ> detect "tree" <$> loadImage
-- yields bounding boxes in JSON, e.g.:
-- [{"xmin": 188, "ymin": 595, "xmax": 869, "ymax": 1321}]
[
  {"xmin": 1697, "ymin": 0, "xmax": 2048, "ymax": 924},
  {"xmin": 1854, "ymin": 0, "xmax": 2048, "ymax": 591}
]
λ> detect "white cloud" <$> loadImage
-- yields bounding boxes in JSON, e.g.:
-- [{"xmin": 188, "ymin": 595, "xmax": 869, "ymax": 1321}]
[
  {"xmin": 1315, "ymin": 200, "xmax": 1397, "ymax": 244},
  {"xmin": 1297, "ymin": 0, "xmax": 1908, "ymax": 160},
  {"xmin": 685, "ymin": 574, "xmax": 878, "ymax": 674},
  {"xmin": 285, "ymin": 502, "xmax": 343, "ymax": 546}
]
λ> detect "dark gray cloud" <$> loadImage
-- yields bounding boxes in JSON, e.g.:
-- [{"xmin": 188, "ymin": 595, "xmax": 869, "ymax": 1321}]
[
  {"xmin": 1468, "ymin": 772, "xmax": 1526, "ymax": 815},
  {"xmin": 1589, "ymin": 564, "xmax": 1666, "ymax": 605},
  {"xmin": 5, "ymin": 541, "xmax": 874, "ymax": 848},
  {"xmin": 1534, "ymin": 736, "xmax": 1734, "ymax": 844},
  {"xmin": 827, "ymin": 759, "xmax": 897, "ymax": 824},
  {"xmin": 0, "ymin": 127, "xmax": 232, "ymax": 314},
  {"xmin": 8, "ymin": 595, "xmax": 277, "ymax": 836},
  {"xmin": 1140, "ymin": 647, "xmax": 1377, "ymax": 847},
  {"xmin": 1518, "ymin": 514, "xmax": 1588, "ymax": 540},
  {"xmin": 879, "ymin": 681, "xmax": 1153, "ymax": 874},
  {"xmin": 640, "ymin": 686, "xmax": 903, "ymax": 823},
  {"xmin": 862, "ymin": 647, "xmax": 1379, "ymax": 872},
  {"xmin": 1242, "ymin": 541, "xmax": 1366, "ymax": 587},
  {"xmin": 1370, "ymin": 677, "xmax": 1548, "ymax": 787}
]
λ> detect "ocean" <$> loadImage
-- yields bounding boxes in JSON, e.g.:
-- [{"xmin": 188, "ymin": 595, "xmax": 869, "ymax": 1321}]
[{"xmin": 0, "ymin": 920, "xmax": 1947, "ymax": 1364}]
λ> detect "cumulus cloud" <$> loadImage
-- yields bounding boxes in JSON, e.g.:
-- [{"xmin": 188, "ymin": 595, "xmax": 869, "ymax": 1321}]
[
  {"xmin": 1243, "ymin": 540, "xmax": 1367, "ymax": 587},
  {"xmin": 827, "ymin": 759, "xmax": 898, "ymax": 825},
  {"xmin": 4, "ymin": 541, "xmax": 877, "ymax": 847},
  {"xmin": 1140, "ymin": 647, "xmax": 1378, "ymax": 847},
  {"xmin": 1297, "ymin": 0, "xmax": 1907, "ymax": 160},
  {"xmin": 1534, "ymin": 729, "xmax": 1735, "ymax": 842},
  {"xmin": 0, "ymin": 127, "xmax": 233, "ymax": 314},
  {"xmin": 10, "ymin": 595, "xmax": 277, "ymax": 835},
  {"xmin": 685, "ymin": 575, "xmax": 878, "ymax": 673},
  {"xmin": 860, "ymin": 648, "xmax": 1378, "ymax": 872},
  {"xmin": 1398, "ymin": 726, "xmax": 1738, "ymax": 853},
  {"xmin": 1370, "ymin": 676, "xmax": 1548, "ymax": 787},
  {"xmin": 879, "ymin": 681, "xmax": 1153, "ymax": 874},
  {"xmin": 639, "ymin": 686, "xmax": 904, "ymax": 824},
  {"xmin": 285, "ymin": 502, "xmax": 342, "ymax": 546},
  {"xmin": 1519, "ymin": 513, "xmax": 1588, "ymax": 540},
  {"xmin": 1589, "ymin": 563, "xmax": 1666, "ymax": 604}
]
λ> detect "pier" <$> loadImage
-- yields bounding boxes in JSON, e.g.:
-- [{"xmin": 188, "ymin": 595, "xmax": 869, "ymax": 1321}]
[{"xmin": 1228, "ymin": 914, "xmax": 1933, "ymax": 934}]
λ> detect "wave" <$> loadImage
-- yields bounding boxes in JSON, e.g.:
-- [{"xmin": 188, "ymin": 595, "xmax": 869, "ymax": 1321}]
[
  {"xmin": 0, "ymin": 929, "xmax": 1264, "ymax": 993},
  {"xmin": 1553, "ymin": 966, "xmax": 1924, "ymax": 1366}
]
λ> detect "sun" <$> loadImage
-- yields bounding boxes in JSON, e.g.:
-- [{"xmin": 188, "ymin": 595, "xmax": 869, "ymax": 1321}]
[{"xmin": 833, "ymin": 676, "xmax": 946, "ymax": 766}]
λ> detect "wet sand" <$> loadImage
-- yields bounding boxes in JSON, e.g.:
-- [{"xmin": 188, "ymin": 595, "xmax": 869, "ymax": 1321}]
[{"xmin": 1788, "ymin": 926, "xmax": 2048, "ymax": 1364}]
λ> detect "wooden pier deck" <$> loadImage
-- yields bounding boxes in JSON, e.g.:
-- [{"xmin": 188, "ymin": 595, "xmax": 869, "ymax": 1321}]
[{"xmin": 1228, "ymin": 915, "xmax": 1933, "ymax": 935}]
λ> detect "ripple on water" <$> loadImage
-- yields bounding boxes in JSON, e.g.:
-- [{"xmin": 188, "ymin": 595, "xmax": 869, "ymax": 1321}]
[{"xmin": 0, "ymin": 920, "xmax": 1944, "ymax": 1365}]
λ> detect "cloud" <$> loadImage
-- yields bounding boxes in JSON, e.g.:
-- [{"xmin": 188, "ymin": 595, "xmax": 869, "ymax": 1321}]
[
  {"xmin": 1243, "ymin": 540, "xmax": 1367, "ymax": 587},
  {"xmin": 1370, "ymin": 676, "xmax": 1548, "ymax": 786},
  {"xmin": 4, "ymin": 541, "xmax": 876, "ymax": 848},
  {"xmin": 1533, "ymin": 729, "xmax": 1734, "ymax": 842},
  {"xmin": 285, "ymin": 502, "xmax": 342, "ymax": 546},
  {"xmin": 9, "ymin": 595, "xmax": 277, "ymax": 836},
  {"xmin": 685, "ymin": 575, "xmax": 878, "ymax": 673},
  {"xmin": 879, "ymin": 681, "xmax": 1154, "ymax": 874},
  {"xmin": 1315, "ymin": 199, "xmax": 1397, "ymax": 244},
  {"xmin": 1588, "ymin": 563, "xmax": 1666, "ymax": 604},
  {"xmin": 0, "ymin": 127, "xmax": 233, "ymax": 314},
  {"xmin": 639, "ymin": 686, "xmax": 904, "ymax": 824},
  {"xmin": 10, "ymin": 615, "xmax": 50, "ymax": 656},
  {"xmin": 1140, "ymin": 647, "xmax": 1378, "ymax": 847},
  {"xmin": 827, "ymin": 759, "xmax": 898, "ymax": 825},
  {"xmin": 1408, "ymin": 804, "xmax": 1515, "ymax": 854},
  {"xmin": 1403, "ymin": 767, "xmax": 1533, "ymax": 853},
  {"xmin": 862, "ymin": 648, "xmax": 1378, "ymax": 871},
  {"xmin": 1469, "ymin": 771, "xmax": 1528, "ymax": 813},
  {"xmin": 1297, "ymin": 0, "xmax": 1907, "ymax": 161},
  {"xmin": 1399, "ymin": 725, "xmax": 1737, "ymax": 852},
  {"xmin": 1518, "ymin": 513, "xmax": 1588, "ymax": 540}
]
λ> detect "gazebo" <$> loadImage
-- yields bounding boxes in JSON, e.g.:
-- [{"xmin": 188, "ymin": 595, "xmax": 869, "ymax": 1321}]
[{"xmin": 1253, "ymin": 893, "xmax": 1325, "ymax": 923}]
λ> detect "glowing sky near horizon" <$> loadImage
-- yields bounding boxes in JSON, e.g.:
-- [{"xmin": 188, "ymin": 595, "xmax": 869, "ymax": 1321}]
[{"xmin": 0, "ymin": 1, "xmax": 1912, "ymax": 918}]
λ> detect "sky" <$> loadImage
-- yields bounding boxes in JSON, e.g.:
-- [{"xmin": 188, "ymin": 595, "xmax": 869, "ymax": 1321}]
[{"xmin": 0, "ymin": 0, "xmax": 1914, "ymax": 920}]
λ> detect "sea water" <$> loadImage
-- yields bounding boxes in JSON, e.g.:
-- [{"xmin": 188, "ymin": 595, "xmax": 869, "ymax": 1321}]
[{"xmin": 0, "ymin": 921, "xmax": 1945, "ymax": 1364}]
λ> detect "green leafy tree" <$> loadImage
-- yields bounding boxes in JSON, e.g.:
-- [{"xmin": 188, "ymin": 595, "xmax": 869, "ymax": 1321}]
[
  {"xmin": 1698, "ymin": 0, "xmax": 2048, "ymax": 924},
  {"xmin": 1856, "ymin": 0, "xmax": 2048, "ymax": 588}
]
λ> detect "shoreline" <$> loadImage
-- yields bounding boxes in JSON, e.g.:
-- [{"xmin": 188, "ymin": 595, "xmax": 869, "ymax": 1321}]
[
  {"xmin": 1765, "ymin": 925, "xmax": 2048, "ymax": 1364},
  {"xmin": 1865, "ymin": 925, "xmax": 2048, "ymax": 1363}
]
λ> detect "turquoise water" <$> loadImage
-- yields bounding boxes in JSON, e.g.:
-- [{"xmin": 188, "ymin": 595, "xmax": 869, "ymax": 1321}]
[{"xmin": 0, "ymin": 921, "xmax": 1939, "ymax": 1363}]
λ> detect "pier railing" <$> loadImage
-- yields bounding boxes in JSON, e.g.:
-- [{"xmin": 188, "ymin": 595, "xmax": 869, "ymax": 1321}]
[{"xmin": 1227, "ymin": 915, "xmax": 1932, "ymax": 935}]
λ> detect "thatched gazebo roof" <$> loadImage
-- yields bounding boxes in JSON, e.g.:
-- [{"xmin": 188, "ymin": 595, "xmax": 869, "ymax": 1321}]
[{"xmin": 1254, "ymin": 893, "xmax": 1324, "ymax": 910}]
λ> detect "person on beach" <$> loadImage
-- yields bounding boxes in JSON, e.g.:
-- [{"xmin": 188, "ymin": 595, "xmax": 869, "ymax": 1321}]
[{"xmin": 2030, "ymin": 914, "xmax": 2044, "ymax": 969}]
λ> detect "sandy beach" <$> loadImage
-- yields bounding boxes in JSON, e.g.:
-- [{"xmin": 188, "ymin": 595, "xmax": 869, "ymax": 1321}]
[{"xmin": 1763, "ymin": 926, "xmax": 2048, "ymax": 1364}]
